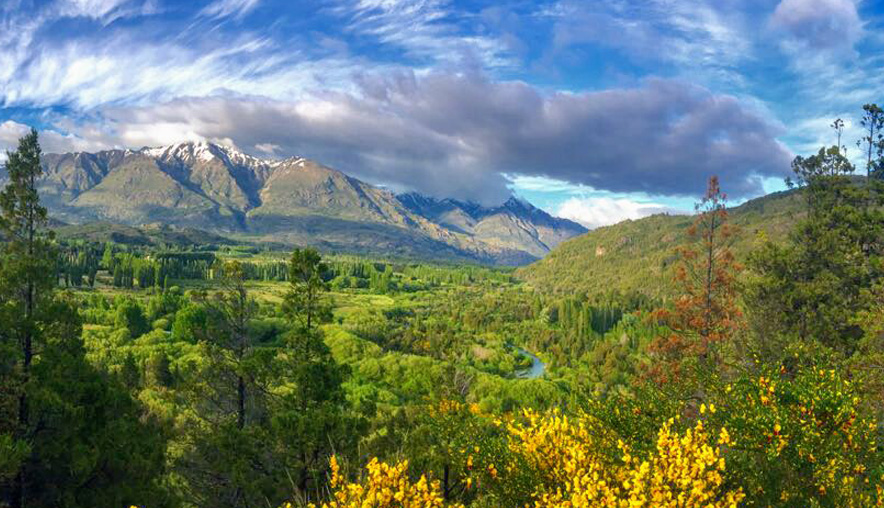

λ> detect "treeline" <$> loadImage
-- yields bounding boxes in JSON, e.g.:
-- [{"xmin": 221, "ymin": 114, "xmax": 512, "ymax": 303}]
[{"xmin": 56, "ymin": 243, "xmax": 513, "ymax": 293}]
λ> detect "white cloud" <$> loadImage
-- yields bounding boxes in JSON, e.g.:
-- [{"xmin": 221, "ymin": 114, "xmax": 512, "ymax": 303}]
[
  {"xmin": 338, "ymin": 0, "xmax": 513, "ymax": 68},
  {"xmin": 56, "ymin": 0, "xmax": 129, "ymax": 19},
  {"xmin": 0, "ymin": 120, "xmax": 31, "ymax": 145},
  {"xmin": 556, "ymin": 196, "xmax": 680, "ymax": 229},
  {"xmin": 254, "ymin": 142, "xmax": 281, "ymax": 155},
  {"xmin": 0, "ymin": 120, "xmax": 112, "ymax": 155},
  {"xmin": 199, "ymin": 0, "xmax": 260, "ymax": 19},
  {"xmin": 770, "ymin": 0, "xmax": 863, "ymax": 52}
]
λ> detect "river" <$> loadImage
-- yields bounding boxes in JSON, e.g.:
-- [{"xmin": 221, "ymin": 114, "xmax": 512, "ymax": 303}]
[{"xmin": 514, "ymin": 347, "xmax": 546, "ymax": 379}]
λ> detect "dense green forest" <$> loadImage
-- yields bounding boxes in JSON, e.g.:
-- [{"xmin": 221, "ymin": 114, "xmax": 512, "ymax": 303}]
[{"xmin": 2, "ymin": 105, "xmax": 884, "ymax": 507}]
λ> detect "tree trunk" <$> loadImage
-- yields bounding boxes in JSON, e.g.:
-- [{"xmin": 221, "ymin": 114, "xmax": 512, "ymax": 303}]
[{"xmin": 237, "ymin": 374, "xmax": 245, "ymax": 430}]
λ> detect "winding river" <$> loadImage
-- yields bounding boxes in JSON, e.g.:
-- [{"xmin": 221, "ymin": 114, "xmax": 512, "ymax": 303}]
[{"xmin": 514, "ymin": 347, "xmax": 546, "ymax": 379}]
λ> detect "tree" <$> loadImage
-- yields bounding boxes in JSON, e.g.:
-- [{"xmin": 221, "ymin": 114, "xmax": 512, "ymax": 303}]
[
  {"xmin": 119, "ymin": 352, "xmax": 141, "ymax": 390},
  {"xmin": 857, "ymin": 103, "xmax": 884, "ymax": 180},
  {"xmin": 114, "ymin": 298, "xmax": 150, "ymax": 338},
  {"xmin": 206, "ymin": 261, "xmax": 257, "ymax": 430},
  {"xmin": 0, "ymin": 128, "xmax": 56, "ymax": 507},
  {"xmin": 749, "ymin": 129, "xmax": 883, "ymax": 353},
  {"xmin": 179, "ymin": 260, "xmax": 278, "ymax": 507},
  {"xmin": 171, "ymin": 304, "xmax": 207, "ymax": 343},
  {"xmin": 272, "ymin": 248, "xmax": 363, "ymax": 499},
  {"xmin": 145, "ymin": 352, "xmax": 174, "ymax": 389},
  {"xmin": 832, "ymin": 117, "xmax": 845, "ymax": 153},
  {"xmin": 283, "ymin": 248, "xmax": 332, "ymax": 334},
  {"xmin": 0, "ymin": 129, "xmax": 168, "ymax": 507},
  {"xmin": 646, "ymin": 176, "xmax": 742, "ymax": 384}
]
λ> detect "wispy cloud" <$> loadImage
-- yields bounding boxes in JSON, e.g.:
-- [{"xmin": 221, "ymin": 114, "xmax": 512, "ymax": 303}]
[
  {"xmin": 335, "ymin": 0, "xmax": 514, "ymax": 68},
  {"xmin": 541, "ymin": 0, "xmax": 754, "ymax": 87},
  {"xmin": 199, "ymin": 0, "xmax": 261, "ymax": 20}
]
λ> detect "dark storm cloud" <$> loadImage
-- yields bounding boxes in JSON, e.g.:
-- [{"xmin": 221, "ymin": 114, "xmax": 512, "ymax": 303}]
[{"xmin": 92, "ymin": 72, "xmax": 792, "ymax": 203}]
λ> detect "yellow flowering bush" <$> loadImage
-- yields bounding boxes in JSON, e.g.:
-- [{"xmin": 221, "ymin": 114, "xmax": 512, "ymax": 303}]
[
  {"xmin": 506, "ymin": 409, "xmax": 744, "ymax": 507},
  {"xmin": 305, "ymin": 456, "xmax": 464, "ymax": 508},
  {"xmin": 703, "ymin": 363, "xmax": 884, "ymax": 506},
  {"xmin": 285, "ymin": 371, "xmax": 884, "ymax": 508}
]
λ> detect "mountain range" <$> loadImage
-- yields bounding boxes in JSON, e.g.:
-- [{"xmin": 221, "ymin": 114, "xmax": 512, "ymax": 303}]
[{"xmin": 22, "ymin": 141, "xmax": 585, "ymax": 264}]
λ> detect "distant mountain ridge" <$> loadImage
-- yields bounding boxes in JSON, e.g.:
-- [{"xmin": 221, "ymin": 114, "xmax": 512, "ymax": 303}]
[
  {"xmin": 23, "ymin": 141, "xmax": 586, "ymax": 264},
  {"xmin": 397, "ymin": 192, "xmax": 587, "ymax": 259}
]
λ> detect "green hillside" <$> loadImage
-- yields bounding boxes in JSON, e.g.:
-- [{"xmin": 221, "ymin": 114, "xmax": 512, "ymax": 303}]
[
  {"xmin": 516, "ymin": 188, "xmax": 804, "ymax": 296},
  {"xmin": 52, "ymin": 222, "xmax": 239, "ymax": 248}
]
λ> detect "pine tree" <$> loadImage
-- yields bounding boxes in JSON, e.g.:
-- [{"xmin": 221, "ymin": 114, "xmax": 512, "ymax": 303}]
[
  {"xmin": 180, "ymin": 260, "xmax": 274, "ymax": 507},
  {"xmin": 274, "ymin": 248, "xmax": 363, "ymax": 499},
  {"xmin": 0, "ymin": 129, "xmax": 55, "ymax": 507},
  {"xmin": 646, "ymin": 176, "xmax": 742, "ymax": 384},
  {"xmin": 749, "ymin": 124, "xmax": 884, "ymax": 353},
  {"xmin": 857, "ymin": 104, "xmax": 884, "ymax": 181},
  {"xmin": 284, "ymin": 248, "xmax": 332, "ymax": 334},
  {"xmin": 0, "ymin": 129, "xmax": 168, "ymax": 507}
]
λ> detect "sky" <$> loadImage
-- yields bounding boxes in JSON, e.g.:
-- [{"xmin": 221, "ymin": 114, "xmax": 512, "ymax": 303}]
[{"xmin": 0, "ymin": 0, "xmax": 882, "ymax": 228}]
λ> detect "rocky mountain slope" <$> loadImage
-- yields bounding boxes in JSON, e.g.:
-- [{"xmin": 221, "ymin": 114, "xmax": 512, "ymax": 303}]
[
  {"xmin": 398, "ymin": 193, "xmax": 587, "ymax": 259},
  {"xmin": 516, "ymin": 189, "xmax": 804, "ymax": 296},
  {"xmin": 30, "ymin": 142, "xmax": 586, "ymax": 264}
]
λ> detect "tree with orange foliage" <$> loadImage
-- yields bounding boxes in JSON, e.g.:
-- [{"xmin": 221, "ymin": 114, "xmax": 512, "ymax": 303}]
[{"xmin": 646, "ymin": 176, "xmax": 743, "ymax": 385}]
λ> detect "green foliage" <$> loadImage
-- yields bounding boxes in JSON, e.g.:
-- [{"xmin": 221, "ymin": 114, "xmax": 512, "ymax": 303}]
[
  {"xmin": 284, "ymin": 248, "xmax": 333, "ymax": 331},
  {"xmin": 171, "ymin": 304, "xmax": 207, "ymax": 343},
  {"xmin": 748, "ymin": 150, "xmax": 884, "ymax": 354},
  {"xmin": 114, "ymin": 298, "xmax": 151, "ymax": 338},
  {"xmin": 0, "ymin": 130, "xmax": 168, "ymax": 508},
  {"xmin": 517, "ymin": 189, "xmax": 803, "ymax": 297}
]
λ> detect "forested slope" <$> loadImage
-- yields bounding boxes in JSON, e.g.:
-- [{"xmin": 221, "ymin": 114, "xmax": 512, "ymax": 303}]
[{"xmin": 517, "ymin": 188, "xmax": 804, "ymax": 296}]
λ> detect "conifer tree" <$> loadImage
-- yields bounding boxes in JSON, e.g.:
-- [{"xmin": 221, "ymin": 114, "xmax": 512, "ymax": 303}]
[
  {"xmin": 0, "ymin": 129, "xmax": 167, "ymax": 508},
  {"xmin": 0, "ymin": 129, "xmax": 55, "ymax": 507},
  {"xmin": 273, "ymin": 248, "xmax": 363, "ymax": 498},
  {"xmin": 283, "ymin": 248, "xmax": 332, "ymax": 334},
  {"xmin": 857, "ymin": 103, "xmax": 884, "ymax": 180},
  {"xmin": 647, "ymin": 176, "xmax": 742, "ymax": 384},
  {"xmin": 749, "ymin": 121, "xmax": 883, "ymax": 353},
  {"xmin": 180, "ymin": 260, "xmax": 277, "ymax": 507}
]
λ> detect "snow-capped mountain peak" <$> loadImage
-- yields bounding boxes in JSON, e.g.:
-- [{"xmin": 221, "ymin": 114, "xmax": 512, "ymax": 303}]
[{"xmin": 139, "ymin": 141, "xmax": 271, "ymax": 169}]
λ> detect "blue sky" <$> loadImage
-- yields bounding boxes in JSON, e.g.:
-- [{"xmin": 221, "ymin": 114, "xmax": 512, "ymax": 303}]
[{"xmin": 1, "ymin": 0, "xmax": 882, "ymax": 227}]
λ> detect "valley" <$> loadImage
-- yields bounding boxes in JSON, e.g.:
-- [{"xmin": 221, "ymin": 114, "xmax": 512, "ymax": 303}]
[{"xmin": 4, "ymin": 1, "xmax": 884, "ymax": 506}]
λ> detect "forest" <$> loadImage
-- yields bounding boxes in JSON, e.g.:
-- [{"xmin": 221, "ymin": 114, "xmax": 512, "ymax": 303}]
[{"xmin": 1, "ymin": 104, "xmax": 884, "ymax": 508}]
